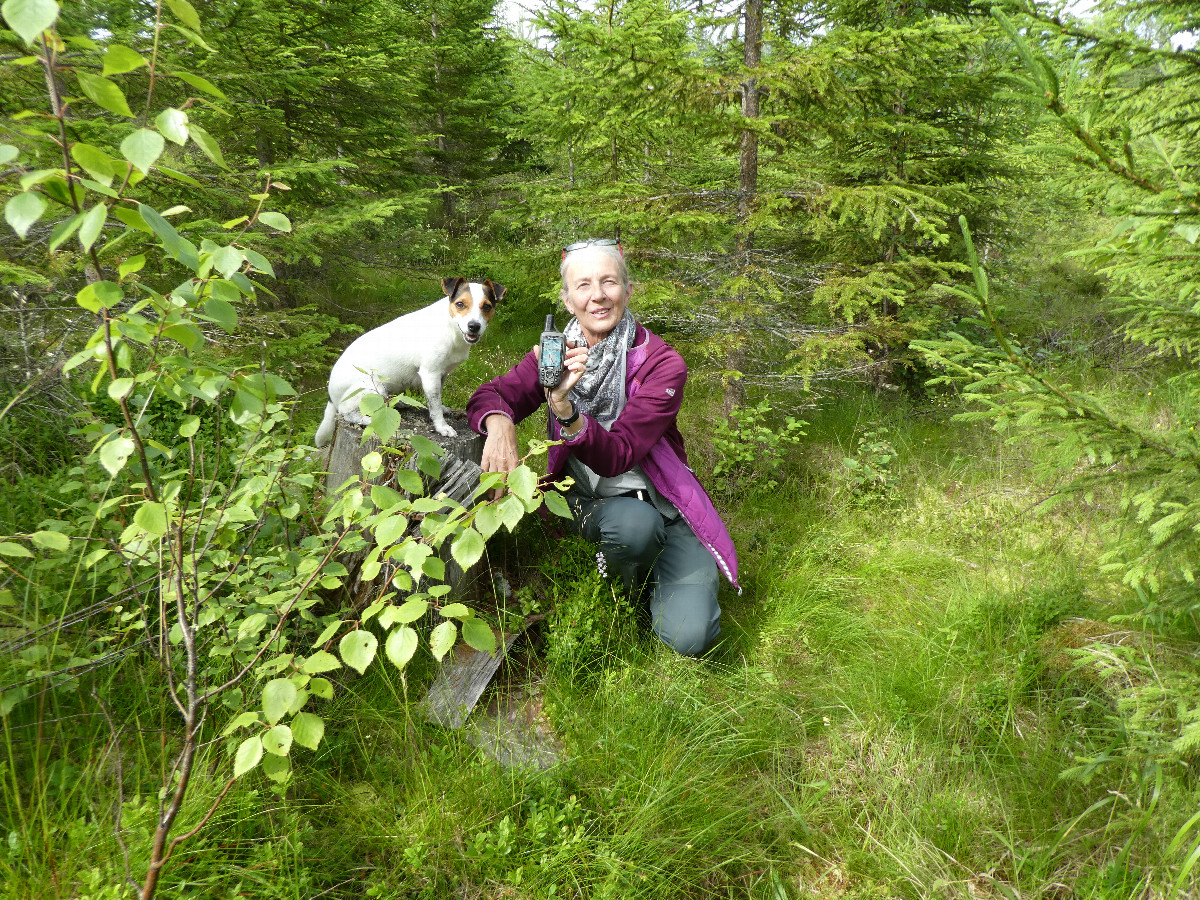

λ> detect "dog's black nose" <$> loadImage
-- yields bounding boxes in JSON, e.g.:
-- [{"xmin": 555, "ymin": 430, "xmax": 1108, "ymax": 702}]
[{"xmin": 467, "ymin": 321, "xmax": 482, "ymax": 334}]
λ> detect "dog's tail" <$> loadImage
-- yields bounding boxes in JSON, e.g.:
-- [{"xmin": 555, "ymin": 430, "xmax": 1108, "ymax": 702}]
[{"xmin": 314, "ymin": 401, "xmax": 337, "ymax": 449}]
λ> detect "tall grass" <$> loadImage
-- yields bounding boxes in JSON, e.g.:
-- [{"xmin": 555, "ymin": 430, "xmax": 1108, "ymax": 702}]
[{"xmin": 5, "ymin": 353, "xmax": 1198, "ymax": 897}]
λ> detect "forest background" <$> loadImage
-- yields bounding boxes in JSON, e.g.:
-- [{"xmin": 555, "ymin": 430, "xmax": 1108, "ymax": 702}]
[{"xmin": 1, "ymin": 0, "xmax": 1199, "ymax": 897}]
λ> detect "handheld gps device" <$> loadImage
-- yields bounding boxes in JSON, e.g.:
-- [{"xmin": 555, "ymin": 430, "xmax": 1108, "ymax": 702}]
[{"xmin": 538, "ymin": 313, "xmax": 567, "ymax": 387}]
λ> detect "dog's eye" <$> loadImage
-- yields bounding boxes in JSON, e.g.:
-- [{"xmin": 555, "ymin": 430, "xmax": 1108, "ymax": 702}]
[
  {"xmin": 455, "ymin": 301, "xmax": 466, "ymax": 308},
  {"xmin": 481, "ymin": 303, "xmax": 492, "ymax": 313}
]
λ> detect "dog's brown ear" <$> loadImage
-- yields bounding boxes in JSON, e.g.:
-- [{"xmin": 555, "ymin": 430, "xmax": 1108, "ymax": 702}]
[
  {"xmin": 441, "ymin": 277, "xmax": 466, "ymax": 298},
  {"xmin": 484, "ymin": 280, "xmax": 507, "ymax": 304}
]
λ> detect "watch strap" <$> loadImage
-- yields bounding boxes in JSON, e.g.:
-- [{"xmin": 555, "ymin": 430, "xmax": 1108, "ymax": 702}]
[{"xmin": 553, "ymin": 401, "xmax": 580, "ymax": 428}]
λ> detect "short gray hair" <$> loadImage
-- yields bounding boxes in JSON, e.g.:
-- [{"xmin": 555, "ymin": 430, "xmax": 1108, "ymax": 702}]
[{"xmin": 560, "ymin": 243, "xmax": 630, "ymax": 301}]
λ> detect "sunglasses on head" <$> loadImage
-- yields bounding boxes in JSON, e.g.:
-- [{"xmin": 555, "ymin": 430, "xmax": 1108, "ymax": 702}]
[{"xmin": 562, "ymin": 238, "xmax": 623, "ymax": 260}]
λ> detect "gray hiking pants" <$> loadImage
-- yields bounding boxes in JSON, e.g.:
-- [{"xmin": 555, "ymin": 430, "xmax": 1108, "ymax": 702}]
[{"xmin": 567, "ymin": 494, "xmax": 721, "ymax": 656}]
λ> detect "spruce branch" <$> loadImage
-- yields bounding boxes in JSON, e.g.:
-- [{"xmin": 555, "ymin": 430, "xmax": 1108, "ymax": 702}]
[{"xmin": 958, "ymin": 216, "xmax": 1184, "ymax": 464}]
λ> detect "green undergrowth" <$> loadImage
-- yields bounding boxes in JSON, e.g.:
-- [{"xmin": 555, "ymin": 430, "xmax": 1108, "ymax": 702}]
[{"xmin": 5, "ymin": 380, "xmax": 1198, "ymax": 898}]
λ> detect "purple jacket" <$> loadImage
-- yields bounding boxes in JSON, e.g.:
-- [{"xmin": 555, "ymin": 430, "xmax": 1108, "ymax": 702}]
[{"xmin": 467, "ymin": 323, "xmax": 739, "ymax": 588}]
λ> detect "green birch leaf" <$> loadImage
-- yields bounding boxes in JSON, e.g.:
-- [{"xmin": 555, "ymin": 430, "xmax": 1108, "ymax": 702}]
[
  {"xmin": 498, "ymin": 493, "xmax": 525, "ymax": 531},
  {"xmin": 2, "ymin": 0, "xmax": 59, "ymax": 46},
  {"xmin": 461, "ymin": 617, "xmax": 497, "ymax": 656},
  {"xmin": 106, "ymin": 377, "xmax": 133, "ymax": 400},
  {"xmin": 314, "ymin": 620, "xmax": 342, "ymax": 646},
  {"xmin": 188, "ymin": 125, "xmax": 226, "ymax": 167},
  {"xmin": 202, "ymin": 297, "xmax": 237, "ymax": 332},
  {"xmin": 394, "ymin": 598, "xmax": 428, "ymax": 623},
  {"xmin": 30, "ymin": 530, "xmax": 68, "ymax": 551},
  {"xmin": 473, "ymin": 502, "xmax": 501, "ymax": 538},
  {"xmin": 77, "ymin": 202, "xmax": 106, "ymax": 252},
  {"xmin": 117, "ymin": 254, "xmax": 145, "ymax": 280},
  {"xmin": 262, "ymin": 724, "xmax": 292, "ymax": 757},
  {"xmin": 300, "ymin": 651, "xmax": 341, "ymax": 674},
  {"xmin": 395, "ymin": 470, "xmax": 424, "ymax": 495},
  {"xmin": 409, "ymin": 434, "xmax": 443, "ymax": 459},
  {"xmin": 287, "ymin": 688, "xmax": 309, "ymax": 716},
  {"xmin": 221, "ymin": 711, "xmax": 260, "ymax": 736},
  {"xmin": 543, "ymin": 490, "xmax": 572, "ymax": 519},
  {"xmin": 0, "ymin": 542, "xmax": 33, "ymax": 558},
  {"xmin": 439, "ymin": 603, "xmax": 469, "ymax": 618},
  {"xmin": 47, "ymin": 212, "xmax": 82, "ymax": 252},
  {"xmin": 375, "ymin": 514, "xmax": 409, "ymax": 548},
  {"xmin": 156, "ymin": 108, "xmax": 189, "ymax": 145},
  {"xmin": 211, "ymin": 244, "xmax": 242, "ymax": 279},
  {"xmin": 507, "ymin": 465, "xmax": 537, "ymax": 502},
  {"xmin": 101, "ymin": 44, "xmax": 146, "ymax": 75},
  {"xmin": 291, "ymin": 712, "xmax": 324, "ymax": 750},
  {"xmin": 134, "ymin": 500, "xmax": 168, "ymax": 537},
  {"xmin": 139, "ymin": 203, "xmax": 199, "ymax": 270},
  {"xmin": 80, "ymin": 178, "xmax": 117, "ymax": 199},
  {"xmin": 0, "ymin": 145, "xmax": 17, "ymax": 163},
  {"xmin": 112, "ymin": 206, "xmax": 151, "ymax": 233},
  {"xmin": 258, "ymin": 211, "xmax": 291, "ymax": 232},
  {"xmin": 98, "ymin": 436, "xmax": 135, "ymax": 476},
  {"xmin": 262, "ymin": 753, "xmax": 291, "ymax": 782},
  {"xmin": 451, "ymin": 526, "xmax": 485, "ymax": 569},
  {"xmin": 76, "ymin": 72, "xmax": 134, "ymax": 117},
  {"xmin": 368, "ymin": 405, "xmax": 401, "ymax": 443},
  {"xmin": 262, "ymin": 678, "xmax": 297, "ymax": 725},
  {"xmin": 237, "ymin": 612, "xmax": 267, "ymax": 641},
  {"xmin": 4, "ymin": 191, "xmax": 45, "ymax": 239},
  {"xmin": 1174, "ymin": 222, "xmax": 1200, "ymax": 245},
  {"xmin": 166, "ymin": 23, "xmax": 212, "ymax": 51},
  {"xmin": 385, "ymin": 625, "xmax": 419, "ymax": 669},
  {"xmin": 339, "ymin": 630, "xmax": 377, "ymax": 675},
  {"xmin": 158, "ymin": 165, "xmax": 202, "ymax": 187},
  {"xmin": 233, "ymin": 735, "xmax": 263, "ymax": 777},
  {"xmin": 401, "ymin": 542, "xmax": 431, "ymax": 571},
  {"xmin": 241, "ymin": 248, "xmax": 274, "ymax": 276},
  {"xmin": 120, "ymin": 129, "xmax": 165, "ymax": 173},
  {"xmin": 361, "ymin": 451, "xmax": 383, "ymax": 474},
  {"xmin": 173, "ymin": 70, "xmax": 226, "ymax": 100},
  {"xmin": 428, "ymin": 620, "xmax": 456, "ymax": 661},
  {"xmin": 77, "ymin": 281, "xmax": 121, "ymax": 312},
  {"xmin": 371, "ymin": 485, "xmax": 405, "ymax": 510},
  {"xmin": 18, "ymin": 169, "xmax": 59, "ymax": 190},
  {"xmin": 165, "ymin": 0, "xmax": 201, "ymax": 30},
  {"xmin": 70, "ymin": 143, "xmax": 117, "ymax": 186}
]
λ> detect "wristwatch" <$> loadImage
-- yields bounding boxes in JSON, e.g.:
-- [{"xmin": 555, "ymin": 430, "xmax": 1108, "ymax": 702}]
[{"xmin": 552, "ymin": 400, "xmax": 580, "ymax": 428}]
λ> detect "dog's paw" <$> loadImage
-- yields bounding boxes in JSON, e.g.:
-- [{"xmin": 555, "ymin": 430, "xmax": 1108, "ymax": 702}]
[
  {"xmin": 343, "ymin": 411, "xmax": 371, "ymax": 427},
  {"xmin": 434, "ymin": 422, "xmax": 457, "ymax": 438}
]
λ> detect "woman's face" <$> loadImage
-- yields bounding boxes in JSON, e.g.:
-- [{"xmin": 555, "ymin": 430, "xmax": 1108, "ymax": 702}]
[{"xmin": 562, "ymin": 248, "xmax": 630, "ymax": 346}]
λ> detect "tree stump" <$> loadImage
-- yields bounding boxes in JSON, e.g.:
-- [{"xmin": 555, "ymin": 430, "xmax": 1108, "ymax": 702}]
[{"xmin": 321, "ymin": 408, "xmax": 486, "ymax": 608}]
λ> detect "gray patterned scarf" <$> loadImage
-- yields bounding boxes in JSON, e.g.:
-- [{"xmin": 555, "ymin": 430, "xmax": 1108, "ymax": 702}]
[{"xmin": 563, "ymin": 309, "xmax": 637, "ymax": 429}]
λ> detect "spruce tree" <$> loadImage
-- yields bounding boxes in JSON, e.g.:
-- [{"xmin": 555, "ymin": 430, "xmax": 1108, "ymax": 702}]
[{"xmin": 917, "ymin": 0, "xmax": 1200, "ymax": 826}]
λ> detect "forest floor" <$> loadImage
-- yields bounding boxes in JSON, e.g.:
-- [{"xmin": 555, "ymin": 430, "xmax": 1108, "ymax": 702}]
[
  {"xmin": 4, "ymin": 270, "xmax": 1193, "ymax": 899},
  {"xmin": 69, "ymin": 388, "xmax": 1179, "ymax": 900}
]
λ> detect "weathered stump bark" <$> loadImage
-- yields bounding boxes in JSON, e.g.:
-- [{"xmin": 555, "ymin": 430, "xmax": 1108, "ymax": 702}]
[{"xmin": 322, "ymin": 408, "xmax": 485, "ymax": 608}]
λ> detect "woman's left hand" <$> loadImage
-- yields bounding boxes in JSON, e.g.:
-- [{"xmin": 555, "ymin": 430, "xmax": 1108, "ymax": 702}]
[
  {"xmin": 547, "ymin": 342, "xmax": 588, "ymax": 405},
  {"xmin": 532, "ymin": 342, "xmax": 588, "ymax": 409}
]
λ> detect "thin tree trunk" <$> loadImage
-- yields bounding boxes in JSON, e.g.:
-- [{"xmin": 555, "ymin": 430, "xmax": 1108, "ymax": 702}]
[
  {"xmin": 725, "ymin": 0, "xmax": 764, "ymax": 415},
  {"xmin": 738, "ymin": 0, "xmax": 763, "ymax": 224}
]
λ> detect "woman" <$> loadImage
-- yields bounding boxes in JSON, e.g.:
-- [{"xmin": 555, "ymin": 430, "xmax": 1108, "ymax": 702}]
[{"xmin": 466, "ymin": 239, "xmax": 738, "ymax": 656}]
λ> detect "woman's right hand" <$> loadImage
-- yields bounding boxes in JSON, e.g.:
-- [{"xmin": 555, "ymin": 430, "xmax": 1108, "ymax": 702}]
[{"xmin": 481, "ymin": 413, "xmax": 518, "ymax": 498}]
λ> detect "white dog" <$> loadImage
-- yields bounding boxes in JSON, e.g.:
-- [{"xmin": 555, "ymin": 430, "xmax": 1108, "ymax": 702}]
[{"xmin": 315, "ymin": 277, "xmax": 505, "ymax": 447}]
